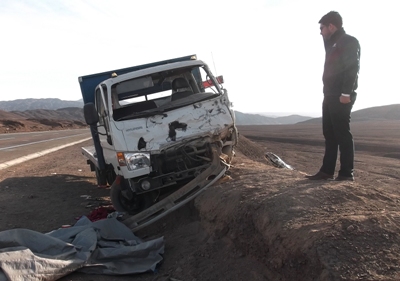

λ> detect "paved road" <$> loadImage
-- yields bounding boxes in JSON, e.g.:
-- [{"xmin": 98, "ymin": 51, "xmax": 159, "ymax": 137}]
[{"xmin": 0, "ymin": 129, "xmax": 92, "ymax": 165}]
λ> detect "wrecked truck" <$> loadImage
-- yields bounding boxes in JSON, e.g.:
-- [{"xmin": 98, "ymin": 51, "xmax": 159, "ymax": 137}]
[{"xmin": 79, "ymin": 55, "xmax": 237, "ymax": 231}]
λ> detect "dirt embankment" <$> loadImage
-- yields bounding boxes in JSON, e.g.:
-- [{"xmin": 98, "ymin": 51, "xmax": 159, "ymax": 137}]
[{"xmin": 1, "ymin": 121, "xmax": 400, "ymax": 280}]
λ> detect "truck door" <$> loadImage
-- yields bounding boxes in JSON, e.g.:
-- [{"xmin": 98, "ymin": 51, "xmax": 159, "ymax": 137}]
[{"xmin": 95, "ymin": 85, "xmax": 114, "ymax": 151}]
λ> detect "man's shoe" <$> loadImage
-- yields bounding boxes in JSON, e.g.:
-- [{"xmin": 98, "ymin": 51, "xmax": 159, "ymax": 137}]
[
  {"xmin": 335, "ymin": 175, "xmax": 354, "ymax": 182},
  {"xmin": 305, "ymin": 171, "xmax": 334, "ymax": 180}
]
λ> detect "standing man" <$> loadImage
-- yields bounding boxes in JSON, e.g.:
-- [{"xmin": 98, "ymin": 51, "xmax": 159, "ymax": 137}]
[{"xmin": 306, "ymin": 11, "xmax": 360, "ymax": 181}]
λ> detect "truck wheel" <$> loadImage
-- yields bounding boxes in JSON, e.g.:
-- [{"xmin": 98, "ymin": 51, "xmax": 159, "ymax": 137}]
[
  {"xmin": 106, "ymin": 169, "xmax": 117, "ymax": 186},
  {"xmin": 110, "ymin": 178, "xmax": 155, "ymax": 215},
  {"xmin": 95, "ymin": 167, "xmax": 107, "ymax": 187}
]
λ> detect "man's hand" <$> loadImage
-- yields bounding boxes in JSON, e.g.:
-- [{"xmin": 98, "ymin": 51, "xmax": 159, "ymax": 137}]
[{"xmin": 340, "ymin": 95, "xmax": 351, "ymax": 104}]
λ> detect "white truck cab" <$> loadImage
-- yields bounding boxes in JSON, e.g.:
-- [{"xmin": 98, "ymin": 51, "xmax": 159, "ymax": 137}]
[{"xmin": 80, "ymin": 55, "xmax": 237, "ymax": 227}]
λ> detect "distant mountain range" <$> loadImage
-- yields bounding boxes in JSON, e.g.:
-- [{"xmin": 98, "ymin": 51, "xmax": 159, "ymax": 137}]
[
  {"xmin": 234, "ymin": 111, "xmax": 313, "ymax": 125},
  {"xmin": 0, "ymin": 98, "xmax": 312, "ymax": 125},
  {"xmin": 0, "ymin": 98, "xmax": 83, "ymax": 111},
  {"xmin": 300, "ymin": 104, "xmax": 400, "ymax": 124},
  {"xmin": 0, "ymin": 98, "xmax": 399, "ymax": 126},
  {"xmin": 12, "ymin": 108, "xmax": 86, "ymax": 122}
]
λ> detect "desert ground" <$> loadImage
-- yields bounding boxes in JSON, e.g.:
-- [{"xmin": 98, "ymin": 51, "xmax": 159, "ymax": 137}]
[{"xmin": 1, "ymin": 120, "xmax": 400, "ymax": 281}]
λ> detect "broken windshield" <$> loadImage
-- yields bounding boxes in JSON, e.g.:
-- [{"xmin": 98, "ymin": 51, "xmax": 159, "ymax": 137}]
[{"xmin": 111, "ymin": 65, "xmax": 222, "ymax": 121}]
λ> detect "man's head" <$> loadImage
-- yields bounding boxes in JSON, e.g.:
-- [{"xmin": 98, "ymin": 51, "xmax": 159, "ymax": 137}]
[{"xmin": 319, "ymin": 11, "xmax": 342, "ymax": 40}]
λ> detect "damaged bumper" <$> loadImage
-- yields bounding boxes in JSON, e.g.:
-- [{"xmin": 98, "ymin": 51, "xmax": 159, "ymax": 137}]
[{"xmin": 122, "ymin": 143, "xmax": 226, "ymax": 232}]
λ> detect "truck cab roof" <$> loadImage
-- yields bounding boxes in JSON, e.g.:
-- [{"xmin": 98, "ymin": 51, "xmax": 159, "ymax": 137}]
[
  {"xmin": 106, "ymin": 60, "xmax": 206, "ymax": 85},
  {"xmin": 79, "ymin": 55, "xmax": 198, "ymax": 104}
]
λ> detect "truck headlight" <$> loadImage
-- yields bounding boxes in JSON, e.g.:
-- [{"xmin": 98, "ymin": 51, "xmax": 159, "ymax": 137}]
[{"xmin": 117, "ymin": 152, "xmax": 150, "ymax": 171}]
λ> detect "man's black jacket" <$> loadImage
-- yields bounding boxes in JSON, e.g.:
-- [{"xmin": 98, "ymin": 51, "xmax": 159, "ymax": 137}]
[{"xmin": 323, "ymin": 28, "xmax": 360, "ymax": 98}]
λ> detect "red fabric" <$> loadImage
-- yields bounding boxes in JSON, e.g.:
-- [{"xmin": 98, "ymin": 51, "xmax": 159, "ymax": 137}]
[{"xmin": 87, "ymin": 206, "xmax": 115, "ymax": 222}]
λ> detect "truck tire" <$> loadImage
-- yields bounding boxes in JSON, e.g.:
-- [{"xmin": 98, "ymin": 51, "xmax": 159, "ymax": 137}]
[
  {"xmin": 110, "ymin": 177, "xmax": 155, "ymax": 215},
  {"xmin": 95, "ymin": 167, "xmax": 107, "ymax": 186},
  {"xmin": 106, "ymin": 169, "xmax": 117, "ymax": 186}
]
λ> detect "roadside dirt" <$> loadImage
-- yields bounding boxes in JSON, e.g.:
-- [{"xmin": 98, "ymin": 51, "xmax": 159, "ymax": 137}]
[{"xmin": 1, "ymin": 121, "xmax": 400, "ymax": 281}]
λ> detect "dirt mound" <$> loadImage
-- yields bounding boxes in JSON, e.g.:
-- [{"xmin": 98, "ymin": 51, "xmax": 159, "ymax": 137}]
[
  {"xmin": 131, "ymin": 133, "xmax": 400, "ymax": 281},
  {"xmin": 195, "ymin": 136, "xmax": 400, "ymax": 280},
  {"xmin": 236, "ymin": 133, "xmax": 271, "ymax": 165}
]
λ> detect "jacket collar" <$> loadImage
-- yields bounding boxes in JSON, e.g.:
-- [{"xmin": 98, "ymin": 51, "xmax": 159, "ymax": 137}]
[
  {"xmin": 329, "ymin": 27, "xmax": 346, "ymax": 44},
  {"xmin": 324, "ymin": 27, "xmax": 345, "ymax": 52}
]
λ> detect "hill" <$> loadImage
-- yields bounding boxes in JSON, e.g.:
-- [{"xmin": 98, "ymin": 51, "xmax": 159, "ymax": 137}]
[
  {"xmin": 0, "ymin": 99, "xmax": 86, "ymax": 133},
  {"xmin": 0, "ymin": 107, "xmax": 86, "ymax": 133},
  {"xmin": 0, "ymin": 110, "xmax": 25, "ymax": 120},
  {"xmin": 234, "ymin": 111, "xmax": 312, "ymax": 125},
  {"xmin": 12, "ymin": 107, "xmax": 85, "ymax": 122},
  {"xmin": 0, "ymin": 98, "xmax": 83, "ymax": 111},
  {"xmin": 301, "ymin": 104, "xmax": 400, "ymax": 124},
  {"xmin": 0, "ymin": 98, "xmax": 312, "ymax": 125},
  {"xmin": 1, "ymin": 99, "xmax": 400, "ymax": 133},
  {"xmin": 0, "ymin": 99, "xmax": 311, "ymax": 125}
]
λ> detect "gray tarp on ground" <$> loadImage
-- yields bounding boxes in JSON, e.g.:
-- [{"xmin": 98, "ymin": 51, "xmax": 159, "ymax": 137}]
[{"xmin": 0, "ymin": 216, "xmax": 164, "ymax": 281}]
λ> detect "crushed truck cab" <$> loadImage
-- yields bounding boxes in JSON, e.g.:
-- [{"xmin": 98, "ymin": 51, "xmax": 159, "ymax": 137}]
[{"xmin": 79, "ymin": 55, "xmax": 237, "ymax": 230}]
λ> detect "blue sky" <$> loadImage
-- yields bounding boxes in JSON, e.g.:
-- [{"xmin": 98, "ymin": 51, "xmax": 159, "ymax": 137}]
[{"xmin": 0, "ymin": 0, "xmax": 398, "ymax": 116}]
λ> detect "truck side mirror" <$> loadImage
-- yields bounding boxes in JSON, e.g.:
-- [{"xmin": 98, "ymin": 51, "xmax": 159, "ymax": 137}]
[{"xmin": 83, "ymin": 103, "xmax": 99, "ymax": 125}]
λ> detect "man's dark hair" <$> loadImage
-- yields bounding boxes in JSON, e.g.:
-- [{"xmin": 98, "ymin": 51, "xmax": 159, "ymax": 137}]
[{"xmin": 319, "ymin": 11, "xmax": 343, "ymax": 28}]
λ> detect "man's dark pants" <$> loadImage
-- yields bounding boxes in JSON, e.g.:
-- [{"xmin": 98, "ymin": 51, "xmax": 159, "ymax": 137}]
[{"xmin": 320, "ymin": 96, "xmax": 355, "ymax": 177}]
